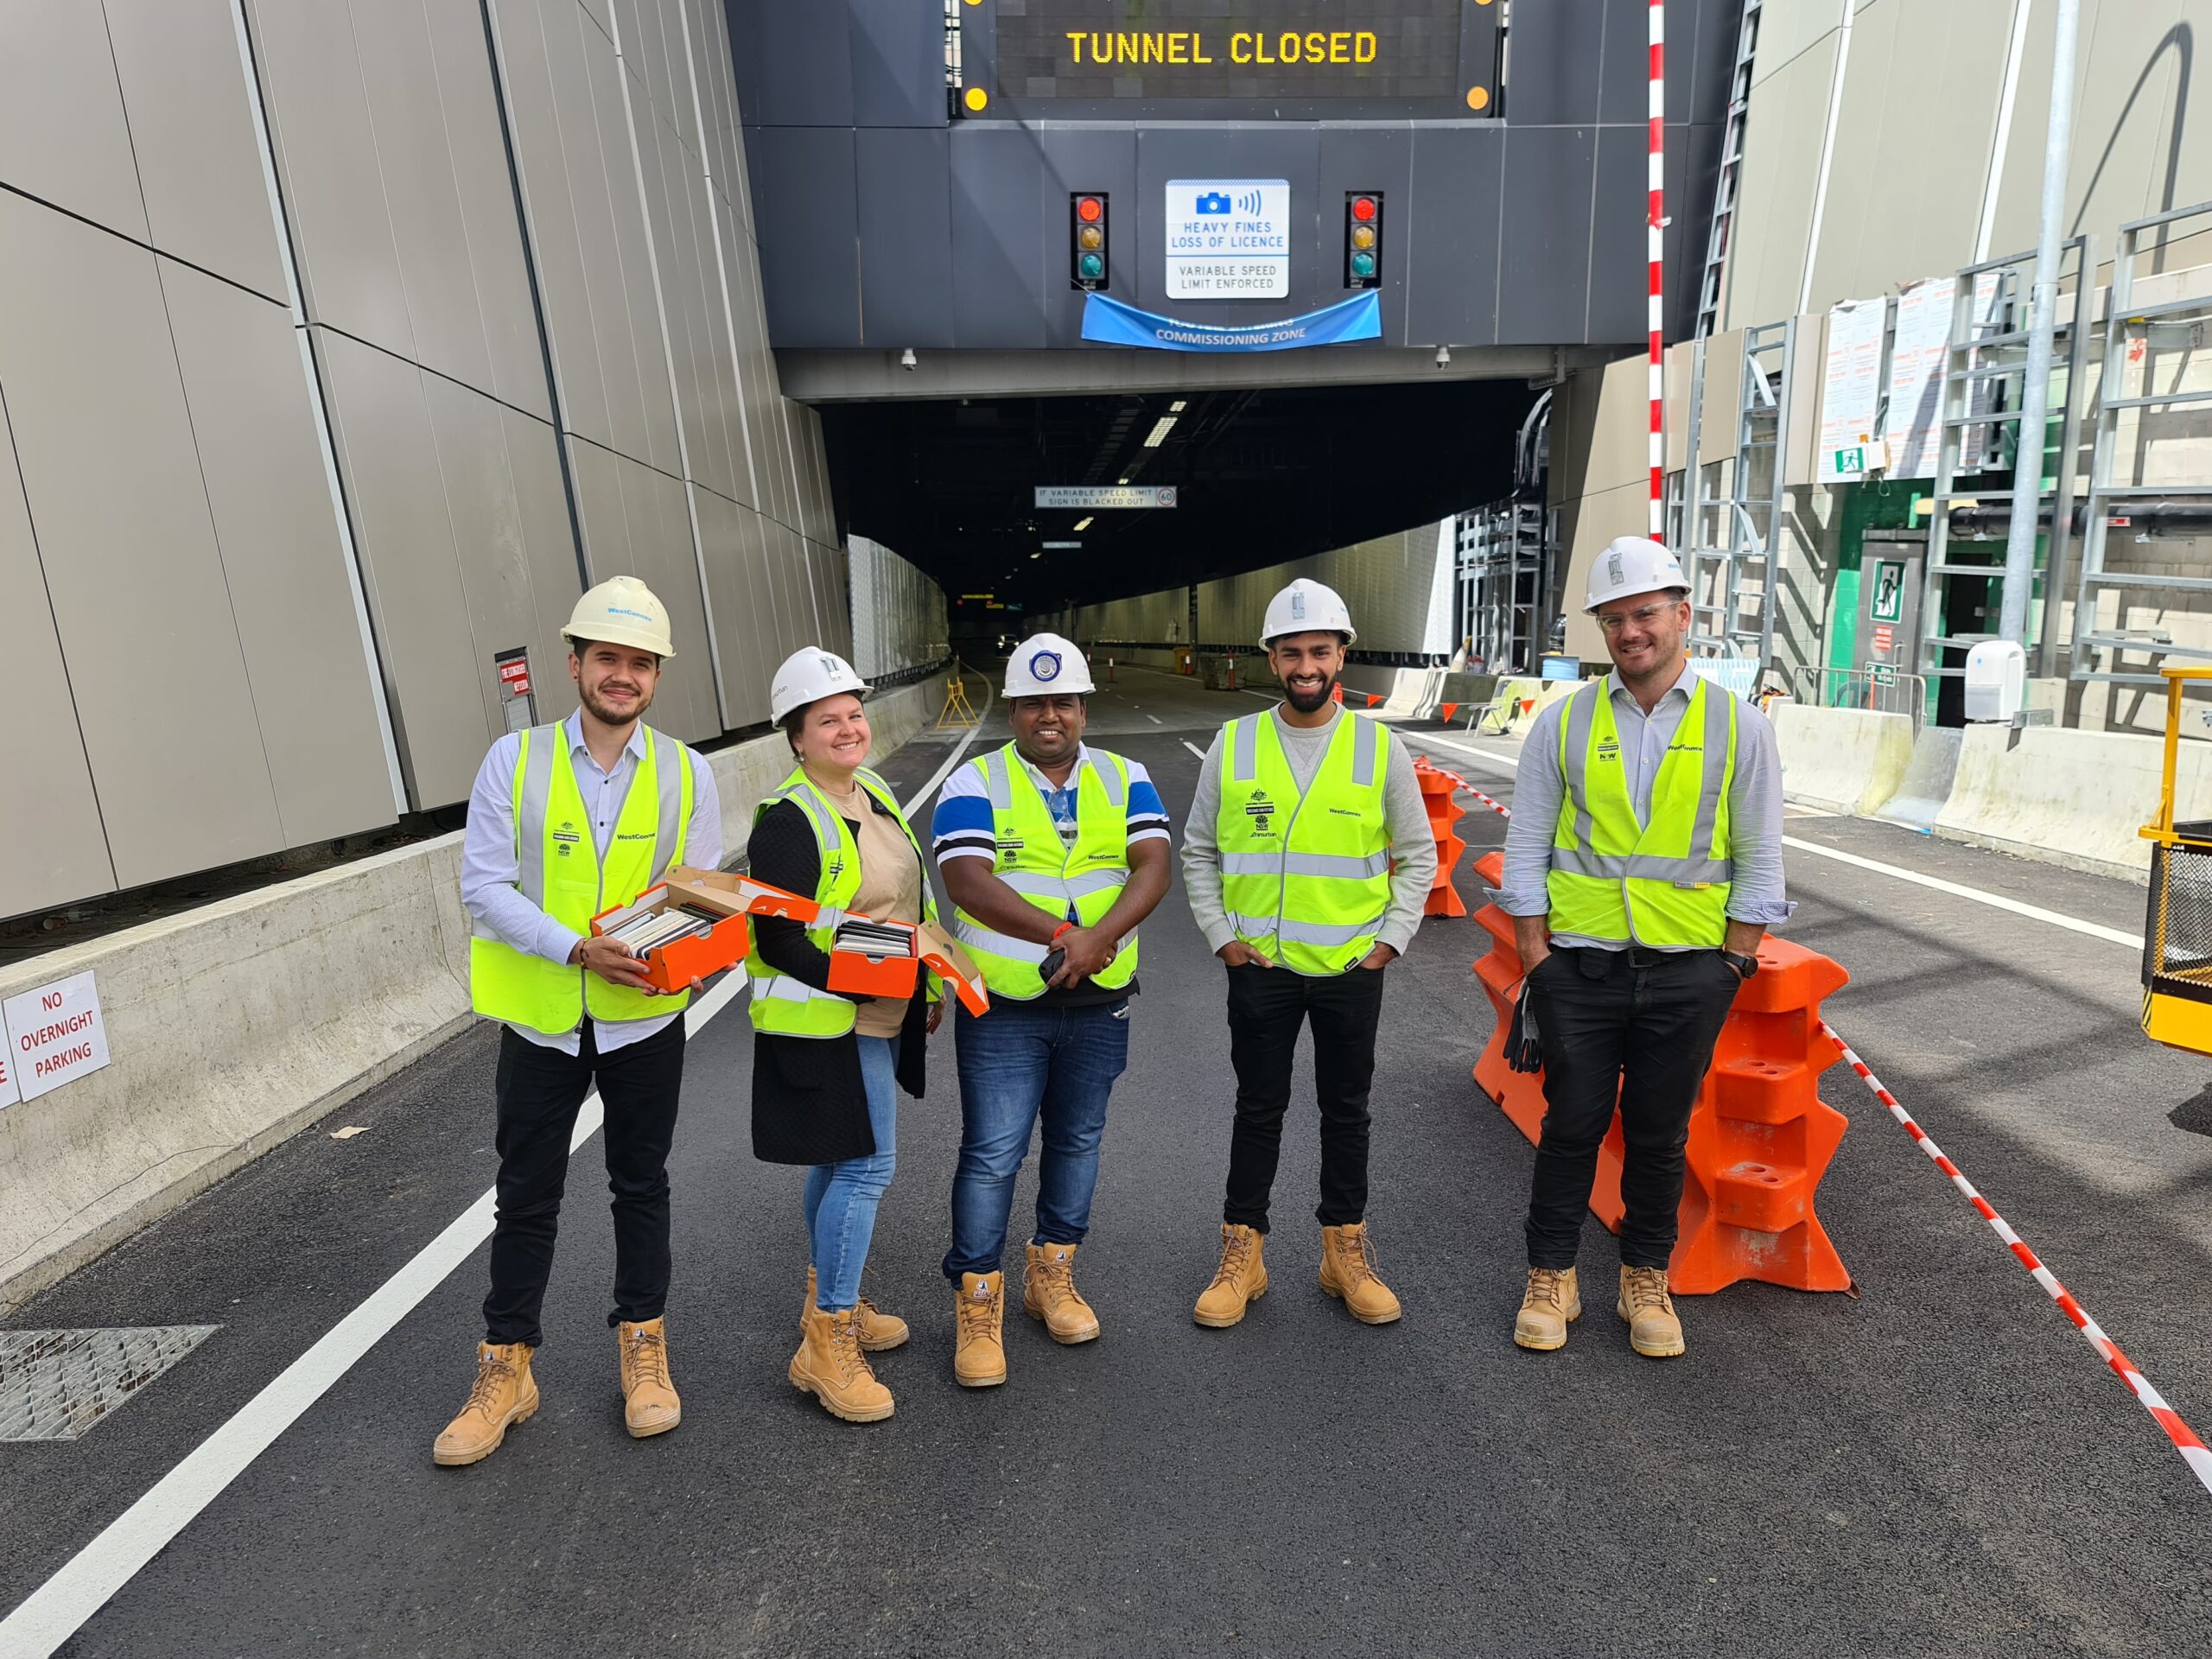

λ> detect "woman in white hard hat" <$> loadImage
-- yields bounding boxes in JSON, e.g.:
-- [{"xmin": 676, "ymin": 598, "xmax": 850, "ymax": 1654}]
[{"xmin": 747, "ymin": 646, "xmax": 943, "ymax": 1423}]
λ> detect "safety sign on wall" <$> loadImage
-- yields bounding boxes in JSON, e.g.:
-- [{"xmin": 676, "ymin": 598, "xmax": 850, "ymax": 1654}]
[
  {"xmin": 3, "ymin": 969, "xmax": 111, "ymax": 1105},
  {"xmin": 1164, "ymin": 179, "xmax": 1289, "ymax": 300}
]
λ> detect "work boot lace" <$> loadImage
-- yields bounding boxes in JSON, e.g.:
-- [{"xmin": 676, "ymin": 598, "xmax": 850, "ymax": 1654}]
[
  {"xmin": 1524, "ymin": 1268, "xmax": 1568, "ymax": 1311},
  {"xmin": 627, "ymin": 1325, "xmax": 670, "ymax": 1390},
  {"xmin": 464, "ymin": 1349, "xmax": 513, "ymax": 1418},
  {"xmin": 1337, "ymin": 1227, "xmax": 1382, "ymax": 1287},
  {"xmin": 1030, "ymin": 1252, "xmax": 1075, "ymax": 1306},
  {"xmin": 957, "ymin": 1285, "xmax": 1000, "ymax": 1343},
  {"xmin": 1210, "ymin": 1230, "xmax": 1255, "ymax": 1291},
  {"xmin": 1624, "ymin": 1268, "xmax": 1672, "ymax": 1313},
  {"xmin": 827, "ymin": 1310, "xmax": 869, "ymax": 1383}
]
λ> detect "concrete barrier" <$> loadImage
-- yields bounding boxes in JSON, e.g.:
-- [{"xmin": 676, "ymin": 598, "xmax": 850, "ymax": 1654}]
[
  {"xmin": 0, "ymin": 683, "xmax": 934, "ymax": 1313},
  {"xmin": 1932, "ymin": 721, "xmax": 2212, "ymax": 882},
  {"xmin": 1873, "ymin": 726, "xmax": 1963, "ymax": 832},
  {"xmin": 1770, "ymin": 702, "xmax": 1915, "ymax": 816}
]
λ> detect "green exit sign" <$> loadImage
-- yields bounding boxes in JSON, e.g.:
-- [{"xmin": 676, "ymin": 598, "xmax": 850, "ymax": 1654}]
[
  {"xmin": 1833, "ymin": 445, "xmax": 1867, "ymax": 474},
  {"xmin": 1871, "ymin": 663, "xmax": 1897, "ymax": 687}
]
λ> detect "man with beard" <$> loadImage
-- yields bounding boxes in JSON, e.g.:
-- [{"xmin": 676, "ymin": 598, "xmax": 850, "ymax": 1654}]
[
  {"xmin": 1181, "ymin": 580, "xmax": 1435, "ymax": 1330},
  {"xmin": 439, "ymin": 576, "xmax": 721, "ymax": 1465},
  {"xmin": 933, "ymin": 635, "xmax": 1173, "ymax": 1386}
]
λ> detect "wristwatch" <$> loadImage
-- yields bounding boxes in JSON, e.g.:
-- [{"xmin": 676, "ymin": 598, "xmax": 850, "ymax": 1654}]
[{"xmin": 1719, "ymin": 950, "xmax": 1760, "ymax": 981}]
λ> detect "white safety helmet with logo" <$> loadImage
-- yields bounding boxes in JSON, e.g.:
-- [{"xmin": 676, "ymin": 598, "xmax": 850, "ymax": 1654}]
[
  {"xmin": 562, "ymin": 575, "xmax": 676, "ymax": 658},
  {"xmin": 1003, "ymin": 632, "xmax": 1096, "ymax": 697},
  {"xmin": 1583, "ymin": 536, "xmax": 1689, "ymax": 613},
  {"xmin": 1260, "ymin": 577, "xmax": 1357, "ymax": 646},
  {"xmin": 768, "ymin": 645, "xmax": 869, "ymax": 723}
]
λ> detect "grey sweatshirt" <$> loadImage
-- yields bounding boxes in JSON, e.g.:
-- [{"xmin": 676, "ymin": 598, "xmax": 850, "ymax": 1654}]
[{"xmin": 1181, "ymin": 704, "xmax": 1438, "ymax": 963}]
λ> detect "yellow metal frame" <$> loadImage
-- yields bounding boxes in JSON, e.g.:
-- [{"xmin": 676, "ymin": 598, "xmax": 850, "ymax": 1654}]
[{"xmin": 2139, "ymin": 666, "xmax": 2212, "ymax": 1052}]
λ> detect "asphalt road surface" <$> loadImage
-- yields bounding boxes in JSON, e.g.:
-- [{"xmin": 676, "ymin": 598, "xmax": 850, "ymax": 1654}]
[{"xmin": 4, "ymin": 665, "xmax": 2209, "ymax": 1657}]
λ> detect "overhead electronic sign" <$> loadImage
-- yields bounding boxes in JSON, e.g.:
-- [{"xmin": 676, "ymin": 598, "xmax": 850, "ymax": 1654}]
[{"xmin": 972, "ymin": 1, "xmax": 1499, "ymax": 119}]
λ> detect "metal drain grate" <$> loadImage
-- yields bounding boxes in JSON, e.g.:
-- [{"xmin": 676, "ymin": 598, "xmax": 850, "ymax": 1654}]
[{"xmin": 0, "ymin": 1326, "xmax": 219, "ymax": 1442}]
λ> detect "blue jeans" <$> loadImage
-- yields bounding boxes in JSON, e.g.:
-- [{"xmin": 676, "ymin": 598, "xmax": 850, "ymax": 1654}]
[
  {"xmin": 804, "ymin": 1035, "xmax": 898, "ymax": 1310},
  {"xmin": 943, "ymin": 998, "xmax": 1129, "ymax": 1281}
]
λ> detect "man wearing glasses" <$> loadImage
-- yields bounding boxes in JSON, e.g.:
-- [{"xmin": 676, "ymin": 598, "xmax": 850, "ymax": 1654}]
[{"xmin": 1494, "ymin": 537, "xmax": 1791, "ymax": 1360}]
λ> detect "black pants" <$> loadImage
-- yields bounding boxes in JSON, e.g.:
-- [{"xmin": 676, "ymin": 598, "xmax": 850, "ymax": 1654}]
[
  {"xmin": 483, "ymin": 1019, "xmax": 686, "ymax": 1347},
  {"xmin": 1523, "ymin": 946, "xmax": 1740, "ymax": 1269},
  {"xmin": 1223, "ymin": 963, "xmax": 1388, "ymax": 1233}
]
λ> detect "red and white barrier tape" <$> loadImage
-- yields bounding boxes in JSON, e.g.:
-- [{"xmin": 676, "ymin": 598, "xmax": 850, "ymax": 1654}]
[
  {"xmin": 1647, "ymin": 0, "xmax": 1666, "ymax": 537},
  {"xmin": 1821, "ymin": 1021, "xmax": 2212, "ymax": 1498},
  {"xmin": 1418, "ymin": 761, "xmax": 1513, "ymax": 822}
]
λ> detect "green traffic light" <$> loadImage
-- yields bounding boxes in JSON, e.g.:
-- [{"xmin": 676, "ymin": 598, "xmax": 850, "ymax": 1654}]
[
  {"xmin": 1351, "ymin": 251, "xmax": 1376, "ymax": 279},
  {"xmin": 1079, "ymin": 251, "xmax": 1105, "ymax": 280}
]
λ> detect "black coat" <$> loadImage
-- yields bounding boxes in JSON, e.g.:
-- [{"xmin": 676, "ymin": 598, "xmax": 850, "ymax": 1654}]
[{"xmin": 747, "ymin": 793, "xmax": 931, "ymax": 1166}]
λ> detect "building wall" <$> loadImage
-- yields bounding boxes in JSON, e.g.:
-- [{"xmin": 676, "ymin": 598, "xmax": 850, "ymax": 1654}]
[
  {"xmin": 849, "ymin": 537, "xmax": 950, "ymax": 681},
  {"xmin": 0, "ymin": 0, "xmax": 901, "ymax": 925}
]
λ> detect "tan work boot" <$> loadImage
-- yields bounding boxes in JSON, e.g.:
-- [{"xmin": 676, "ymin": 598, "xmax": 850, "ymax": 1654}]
[
  {"xmin": 1618, "ymin": 1265, "xmax": 1686, "ymax": 1358},
  {"xmin": 616, "ymin": 1317, "xmax": 682, "ymax": 1438},
  {"xmin": 433, "ymin": 1341, "xmax": 539, "ymax": 1466},
  {"xmin": 1023, "ymin": 1242, "xmax": 1101, "ymax": 1344},
  {"xmin": 953, "ymin": 1271, "xmax": 1008, "ymax": 1387},
  {"xmin": 804, "ymin": 1265, "xmax": 909, "ymax": 1351},
  {"xmin": 1319, "ymin": 1222, "xmax": 1402, "ymax": 1325},
  {"xmin": 789, "ymin": 1304, "xmax": 895, "ymax": 1421},
  {"xmin": 1192, "ymin": 1224, "xmax": 1269, "ymax": 1328},
  {"xmin": 1513, "ymin": 1266, "xmax": 1583, "ymax": 1351}
]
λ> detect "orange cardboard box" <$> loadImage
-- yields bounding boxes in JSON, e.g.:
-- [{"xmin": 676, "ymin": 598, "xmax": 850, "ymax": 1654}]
[
  {"xmin": 823, "ymin": 914, "xmax": 989, "ymax": 1016},
  {"xmin": 589, "ymin": 868, "xmax": 819, "ymax": 995}
]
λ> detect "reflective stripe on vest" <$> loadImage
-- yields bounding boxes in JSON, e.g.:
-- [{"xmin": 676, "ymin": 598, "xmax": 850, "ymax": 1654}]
[
  {"xmin": 747, "ymin": 766, "xmax": 938, "ymax": 1039},
  {"xmin": 1214, "ymin": 711, "xmax": 1392, "ymax": 976},
  {"xmin": 950, "ymin": 743, "xmax": 1139, "ymax": 1001},
  {"xmin": 1545, "ymin": 676, "xmax": 1738, "ymax": 946},
  {"xmin": 469, "ymin": 723, "xmax": 694, "ymax": 1036}
]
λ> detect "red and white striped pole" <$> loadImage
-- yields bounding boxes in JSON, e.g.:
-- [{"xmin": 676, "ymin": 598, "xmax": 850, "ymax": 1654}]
[{"xmin": 1647, "ymin": 0, "xmax": 1667, "ymax": 537}]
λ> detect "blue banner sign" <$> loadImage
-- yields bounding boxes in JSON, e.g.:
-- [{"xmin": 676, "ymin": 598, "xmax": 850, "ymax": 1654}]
[{"xmin": 1079, "ymin": 290, "xmax": 1381, "ymax": 353}]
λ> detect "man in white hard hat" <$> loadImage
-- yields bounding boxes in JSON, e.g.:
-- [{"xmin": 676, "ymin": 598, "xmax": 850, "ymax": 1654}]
[
  {"xmin": 1496, "ymin": 536, "xmax": 1791, "ymax": 1360},
  {"xmin": 1181, "ymin": 579, "xmax": 1436, "ymax": 1330},
  {"xmin": 440, "ymin": 575, "xmax": 721, "ymax": 1465},
  {"xmin": 931, "ymin": 633, "xmax": 1173, "ymax": 1386}
]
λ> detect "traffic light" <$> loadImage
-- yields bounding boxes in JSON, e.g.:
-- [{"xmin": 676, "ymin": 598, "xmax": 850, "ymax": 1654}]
[
  {"xmin": 1344, "ymin": 192, "xmax": 1382, "ymax": 289},
  {"xmin": 1071, "ymin": 192, "xmax": 1109, "ymax": 291}
]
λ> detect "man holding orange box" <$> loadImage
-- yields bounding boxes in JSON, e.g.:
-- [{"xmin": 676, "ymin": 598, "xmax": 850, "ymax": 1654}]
[{"xmin": 441, "ymin": 576, "xmax": 721, "ymax": 1466}]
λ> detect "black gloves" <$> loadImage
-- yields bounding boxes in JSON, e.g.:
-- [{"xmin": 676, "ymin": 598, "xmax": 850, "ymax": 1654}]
[{"xmin": 1505, "ymin": 974, "xmax": 1545, "ymax": 1073}]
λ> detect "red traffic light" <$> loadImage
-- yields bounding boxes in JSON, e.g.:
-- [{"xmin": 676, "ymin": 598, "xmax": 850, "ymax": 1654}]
[
  {"xmin": 1351, "ymin": 195, "xmax": 1378, "ymax": 223},
  {"xmin": 1077, "ymin": 195, "xmax": 1104, "ymax": 223}
]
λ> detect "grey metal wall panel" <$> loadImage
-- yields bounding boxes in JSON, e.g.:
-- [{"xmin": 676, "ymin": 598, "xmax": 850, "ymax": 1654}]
[
  {"xmin": 616, "ymin": 456, "xmax": 719, "ymax": 739},
  {"xmin": 722, "ymin": 0, "xmax": 766, "ymax": 129},
  {"xmin": 1497, "ymin": 126, "xmax": 1595, "ymax": 343},
  {"xmin": 1587, "ymin": 124, "xmax": 1645, "ymax": 343},
  {"xmin": 692, "ymin": 487, "xmax": 760, "ymax": 724},
  {"xmin": 1319, "ymin": 128, "xmax": 1418, "ymax": 342},
  {"xmin": 849, "ymin": 0, "xmax": 945, "ymax": 129},
  {"xmin": 423, "ymin": 0, "xmax": 554, "ymax": 421},
  {"xmin": 0, "ymin": 0, "xmax": 149, "ymax": 240},
  {"xmin": 573, "ymin": 7, "xmax": 664, "ymax": 467},
  {"xmin": 1038, "ymin": 128, "xmax": 1139, "ymax": 344},
  {"xmin": 0, "ymin": 195, "xmax": 284, "ymax": 886},
  {"xmin": 1405, "ymin": 124, "xmax": 1503, "ymax": 346},
  {"xmin": 748, "ymin": 0, "xmax": 854, "ymax": 128},
  {"xmin": 0, "ymin": 388, "xmax": 117, "ymax": 918},
  {"xmin": 588, "ymin": 23, "xmax": 686, "ymax": 476},
  {"xmin": 571, "ymin": 433, "xmax": 635, "ymax": 573},
  {"xmin": 316, "ymin": 327, "xmax": 490, "ymax": 809},
  {"xmin": 747, "ymin": 125, "xmax": 861, "ymax": 346},
  {"xmin": 160, "ymin": 257, "xmax": 397, "ymax": 847},
  {"xmin": 104, "ymin": 0, "xmax": 286, "ymax": 302},
  {"xmin": 1508, "ymin": 0, "xmax": 1606, "ymax": 124},
  {"xmin": 949, "ymin": 125, "xmax": 1049, "ymax": 346},
  {"xmin": 494, "ymin": 0, "xmax": 615, "ymax": 448},
  {"xmin": 351, "ymin": 0, "xmax": 497, "ymax": 397},
  {"xmin": 1669, "ymin": 126, "xmax": 1716, "ymax": 340},
  {"xmin": 248, "ymin": 0, "xmax": 416, "ymax": 359},
  {"xmin": 613, "ymin": 0, "xmax": 680, "ymax": 142},
  {"xmin": 1133, "ymin": 127, "xmax": 1324, "ymax": 323},
  {"xmin": 500, "ymin": 404, "xmax": 588, "ymax": 666},
  {"xmin": 856, "ymin": 126, "xmax": 955, "ymax": 347},
  {"xmin": 671, "ymin": 143, "xmax": 743, "ymax": 501}
]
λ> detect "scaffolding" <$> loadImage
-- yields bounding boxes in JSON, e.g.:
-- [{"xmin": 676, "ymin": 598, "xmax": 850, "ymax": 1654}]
[
  {"xmin": 1692, "ymin": 0, "xmax": 1764, "ymax": 340},
  {"xmin": 1683, "ymin": 320, "xmax": 1795, "ymax": 678},
  {"xmin": 2069, "ymin": 199, "xmax": 2212, "ymax": 688},
  {"xmin": 1917, "ymin": 237, "xmax": 2093, "ymax": 683},
  {"xmin": 1456, "ymin": 500, "xmax": 1554, "ymax": 675}
]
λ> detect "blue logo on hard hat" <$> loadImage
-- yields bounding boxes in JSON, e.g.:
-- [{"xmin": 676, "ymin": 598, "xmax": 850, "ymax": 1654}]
[
  {"xmin": 1031, "ymin": 650, "xmax": 1062, "ymax": 683},
  {"xmin": 1290, "ymin": 591, "xmax": 1306, "ymax": 620}
]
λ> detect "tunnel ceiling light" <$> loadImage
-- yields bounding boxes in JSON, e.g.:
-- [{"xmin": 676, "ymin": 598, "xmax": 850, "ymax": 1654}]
[
  {"xmin": 1142, "ymin": 416, "xmax": 1177, "ymax": 448},
  {"xmin": 1169, "ymin": 399, "xmax": 1187, "ymax": 412},
  {"xmin": 1073, "ymin": 516, "xmax": 1093, "ymax": 531},
  {"xmin": 1117, "ymin": 476, "xmax": 1128, "ymax": 485}
]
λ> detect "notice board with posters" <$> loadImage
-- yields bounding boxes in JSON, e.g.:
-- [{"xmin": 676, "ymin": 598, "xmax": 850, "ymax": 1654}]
[{"xmin": 972, "ymin": 0, "xmax": 1502, "ymax": 119}]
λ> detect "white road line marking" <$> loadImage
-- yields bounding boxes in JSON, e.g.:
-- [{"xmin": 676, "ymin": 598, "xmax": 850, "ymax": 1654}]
[
  {"xmin": 1182, "ymin": 741, "xmax": 1207, "ymax": 760},
  {"xmin": 0, "ymin": 715, "xmax": 988, "ymax": 1654},
  {"xmin": 1400, "ymin": 729, "xmax": 1520, "ymax": 777},
  {"xmin": 1780, "ymin": 835, "xmax": 2143, "ymax": 950},
  {"xmin": 1146, "ymin": 714, "xmax": 1162, "ymax": 724},
  {"xmin": 1396, "ymin": 730, "xmax": 2144, "ymax": 951}
]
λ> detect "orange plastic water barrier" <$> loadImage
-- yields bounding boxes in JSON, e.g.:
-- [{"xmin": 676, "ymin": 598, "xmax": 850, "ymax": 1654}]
[
  {"xmin": 1411, "ymin": 757, "xmax": 1468, "ymax": 918},
  {"xmin": 1467, "ymin": 850, "xmax": 1853, "ymax": 1294}
]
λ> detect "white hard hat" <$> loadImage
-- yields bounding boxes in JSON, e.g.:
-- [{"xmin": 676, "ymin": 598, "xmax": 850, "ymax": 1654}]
[
  {"xmin": 563, "ymin": 575, "xmax": 675, "ymax": 658},
  {"xmin": 769, "ymin": 646, "xmax": 868, "ymax": 723},
  {"xmin": 1584, "ymin": 536, "xmax": 1689, "ymax": 613},
  {"xmin": 1261, "ymin": 578, "xmax": 1357, "ymax": 646},
  {"xmin": 1004, "ymin": 632, "xmax": 1095, "ymax": 697}
]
